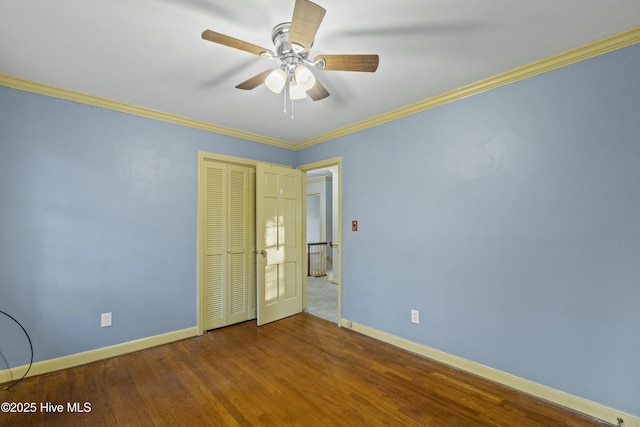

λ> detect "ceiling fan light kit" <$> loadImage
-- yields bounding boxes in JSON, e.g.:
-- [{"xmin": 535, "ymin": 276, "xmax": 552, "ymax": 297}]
[
  {"xmin": 265, "ymin": 68, "xmax": 287, "ymax": 94},
  {"xmin": 201, "ymin": 0, "xmax": 379, "ymax": 114},
  {"xmin": 289, "ymin": 81, "xmax": 307, "ymax": 100},
  {"xmin": 294, "ymin": 66, "xmax": 316, "ymax": 91}
]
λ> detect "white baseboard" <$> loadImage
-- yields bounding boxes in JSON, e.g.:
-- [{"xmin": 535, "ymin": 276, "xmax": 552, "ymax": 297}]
[
  {"xmin": 0, "ymin": 327, "xmax": 198, "ymax": 385},
  {"xmin": 340, "ymin": 318, "xmax": 638, "ymax": 427}
]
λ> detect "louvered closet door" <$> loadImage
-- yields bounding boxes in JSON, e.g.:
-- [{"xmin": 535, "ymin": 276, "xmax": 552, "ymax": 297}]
[
  {"xmin": 248, "ymin": 167, "xmax": 257, "ymax": 319},
  {"xmin": 202, "ymin": 161, "xmax": 227, "ymax": 330},
  {"xmin": 227, "ymin": 165, "xmax": 255, "ymax": 325},
  {"xmin": 202, "ymin": 160, "xmax": 256, "ymax": 331}
]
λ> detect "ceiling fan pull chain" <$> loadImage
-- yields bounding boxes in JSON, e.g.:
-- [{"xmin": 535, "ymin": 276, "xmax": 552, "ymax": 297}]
[{"xmin": 284, "ymin": 74, "xmax": 290, "ymax": 116}]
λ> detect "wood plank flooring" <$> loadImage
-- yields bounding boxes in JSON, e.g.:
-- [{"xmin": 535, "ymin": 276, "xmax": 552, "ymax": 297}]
[{"xmin": 1, "ymin": 313, "xmax": 612, "ymax": 426}]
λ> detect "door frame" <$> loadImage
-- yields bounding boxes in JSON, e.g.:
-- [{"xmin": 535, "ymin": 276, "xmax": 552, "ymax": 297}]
[{"xmin": 298, "ymin": 156, "xmax": 343, "ymax": 326}]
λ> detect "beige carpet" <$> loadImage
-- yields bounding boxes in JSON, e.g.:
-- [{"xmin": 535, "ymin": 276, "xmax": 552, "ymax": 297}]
[{"xmin": 305, "ymin": 276, "xmax": 338, "ymax": 323}]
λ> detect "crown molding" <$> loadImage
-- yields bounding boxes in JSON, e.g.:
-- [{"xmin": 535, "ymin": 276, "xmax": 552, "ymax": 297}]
[
  {"xmin": 0, "ymin": 73, "xmax": 294, "ymax": 150},
  {"xmin": 306, "ymin": 176, "xmax": 332, "ymax": 184},
  {"xmin": 295, "ymin": 26, "xmax": 640, "ymax": 150},
  {"xmin": 2, "ymin": 26, "xmax": 638, "ymax": 151}
]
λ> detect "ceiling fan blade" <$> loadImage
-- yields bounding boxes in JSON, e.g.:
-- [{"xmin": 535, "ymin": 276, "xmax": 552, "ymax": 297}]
[
  {"xmin": 315, "ymin": 54, "xmax": 379, "ymax": 72},
  {"xmin": 289, "ymin": 0, "xmax": 326, "ymax": 53},
  {"xmin": 202, "ymin": 30, "xmax": 274, "ymax": 57},
  {"xmin": 235, "ymin": 69, "xmax": 273, "ymax": 90},
  {"xmin": 307, "ymin": 79, "xmax": 330, "ymax": 101}
]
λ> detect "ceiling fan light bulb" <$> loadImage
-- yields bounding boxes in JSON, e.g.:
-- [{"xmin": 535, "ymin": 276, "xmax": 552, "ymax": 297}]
[
  {"xmin": 294, "ymin": 65, "xmax": 316, "ymax": 91},
  {"xmin": 289, "ymin": 81, "xmax": 307, "ymax": 100},
  {"xmin": 265, "ymin": 68, "xmax": 286, "ymax": 93}
]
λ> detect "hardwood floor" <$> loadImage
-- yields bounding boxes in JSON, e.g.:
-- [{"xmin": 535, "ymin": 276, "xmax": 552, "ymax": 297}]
[{"xmin": 1, "ymin": 313, "xmax": 612, "ymax": 426}]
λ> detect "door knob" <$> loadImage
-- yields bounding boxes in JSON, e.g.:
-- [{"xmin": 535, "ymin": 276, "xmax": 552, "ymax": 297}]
[{"xmin": 259, "ymin": 250, "xmax": 267, "ymax": 257}]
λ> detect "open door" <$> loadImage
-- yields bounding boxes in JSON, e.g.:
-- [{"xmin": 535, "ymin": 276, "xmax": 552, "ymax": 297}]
[{"xmin": 256, "ymin": 163, "xmax": 303, "ymax": 326}]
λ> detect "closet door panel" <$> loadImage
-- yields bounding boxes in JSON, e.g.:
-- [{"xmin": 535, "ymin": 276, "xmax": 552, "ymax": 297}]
[
  {"xmin": 200, "ymin": 157, "xmax": 257, "ymax": 330},
  {"xmin": 202, "ymin": 161, "xmax": 227, "ymax": 330},
  {"xmin": 227, "ymin": 165, "xmax": 250, "ymax": 325}
]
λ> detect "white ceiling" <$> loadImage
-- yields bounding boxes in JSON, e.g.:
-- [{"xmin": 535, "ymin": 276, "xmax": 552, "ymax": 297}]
[{"xmin": 1, "ymin": 1, "xmax": 639, "ymax": 145}]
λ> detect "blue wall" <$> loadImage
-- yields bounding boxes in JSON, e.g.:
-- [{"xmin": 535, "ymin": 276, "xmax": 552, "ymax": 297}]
[
  {"xmin": 0, "ymin": 87, "xmax": 294, "ymax": 366},
  {"xmin": 297, "ymin": 44, "xmax": 640, "ymax": 416},
  {"xmin": 1, "ymin": 41, "xmax": 638, "ymax": 417}
]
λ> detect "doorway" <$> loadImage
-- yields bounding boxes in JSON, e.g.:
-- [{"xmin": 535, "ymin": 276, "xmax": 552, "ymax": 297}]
[{"xmin": 299, "ymin": 157, "xmax": 342, "ymax": 325}]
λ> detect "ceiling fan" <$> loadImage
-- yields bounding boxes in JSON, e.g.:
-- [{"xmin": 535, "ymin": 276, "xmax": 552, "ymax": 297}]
[{"xmin": 202, "ymin": 0, "xmax": 379, "ymax": 102}]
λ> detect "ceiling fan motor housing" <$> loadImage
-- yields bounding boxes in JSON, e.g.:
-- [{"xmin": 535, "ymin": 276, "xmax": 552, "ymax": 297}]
[{"xmin": 271, "ymin": 22, "xmax": 310, "ymax": 73}]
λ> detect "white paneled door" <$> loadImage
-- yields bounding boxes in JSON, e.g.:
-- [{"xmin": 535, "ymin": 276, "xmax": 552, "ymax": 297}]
[{"xmin": 256, "ymin": 163, "xmax": 303, "ymax": 326}]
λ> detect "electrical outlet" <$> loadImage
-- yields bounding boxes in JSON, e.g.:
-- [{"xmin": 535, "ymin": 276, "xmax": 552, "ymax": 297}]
[
  {"xmin": 411, "ymin": 309, "xmax": 420, "ymax": 324},
  {"xmin": 101, "ymin": 312, "xmax": 112, "ymax": 328}
]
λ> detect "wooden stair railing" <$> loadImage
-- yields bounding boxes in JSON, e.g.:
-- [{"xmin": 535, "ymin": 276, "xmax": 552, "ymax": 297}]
[{"xmin": 307, "ymin": 242, "xmax": 329, "ymax": 277}]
